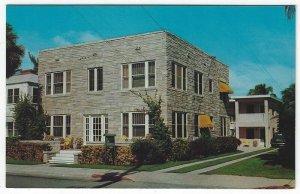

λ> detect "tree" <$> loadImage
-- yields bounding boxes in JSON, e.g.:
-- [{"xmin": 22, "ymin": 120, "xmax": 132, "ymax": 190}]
[
  {"xmin": 13, "ymin": 95, "xmax": 46, "ymax": 140},
  {"xmin": 279, "ymin": 83, "xmax": 295, "ymax": 168},
  {"xmin": 285, "ymin": 5, "xmax": 295, "ymax": 20},
  {"xmin": 247, "ymin": 83, "xmax": 276, "ymax": 96},
  {"xmin": 6, "ymin": 23, "xmax": 24, "ymax": 78},
  {"xmin": 28, "ymin": 52, "xmax": 39, "ymax": 74}
]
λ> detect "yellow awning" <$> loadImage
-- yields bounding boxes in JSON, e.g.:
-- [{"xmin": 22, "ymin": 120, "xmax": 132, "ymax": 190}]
[
  {"xmin": 219, "ymin": 82, "xmax": 234, "ymax": 94},
  {"xmin": 198, "ymin": 114, "xmax": 214, "ymax": 128}
]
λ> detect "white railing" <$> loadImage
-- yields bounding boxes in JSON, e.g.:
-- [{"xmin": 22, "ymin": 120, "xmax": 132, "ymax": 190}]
[{"xmin": 237, "ymin": 113, "xmax": 266, "ymax": 126}]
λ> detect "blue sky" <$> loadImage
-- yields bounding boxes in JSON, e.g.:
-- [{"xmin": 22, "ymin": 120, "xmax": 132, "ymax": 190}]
[{"xmin": 6, "ymin": 5, "xmax": 295, "ymax": 97}]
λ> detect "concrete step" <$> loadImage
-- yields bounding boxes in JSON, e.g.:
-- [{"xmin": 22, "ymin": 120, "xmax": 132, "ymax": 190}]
[{"xmin": 48, "ymin": 150, "xmax": 82, "ymax": 164}]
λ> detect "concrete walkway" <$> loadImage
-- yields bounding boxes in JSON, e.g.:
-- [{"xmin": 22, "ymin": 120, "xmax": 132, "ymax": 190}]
[
  {"xmin": 156, "ymin": 148, "xmax": 268, "ymax": 173},
  {"xmin": 6, "ymin": 163, "xmax": 294, "ymax": 188},
  {"xmin": 187, "ymin": 148, "xmax": 275, "ymax": 174}
]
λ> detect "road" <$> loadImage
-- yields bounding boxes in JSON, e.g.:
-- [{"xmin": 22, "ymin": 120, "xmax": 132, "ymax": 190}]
[{"xmin": 7, "ymin": 174, "xmax": 218, "ymax": 188}]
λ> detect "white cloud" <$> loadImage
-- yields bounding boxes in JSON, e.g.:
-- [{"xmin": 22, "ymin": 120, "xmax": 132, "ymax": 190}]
[
  {"xmin": 52, "ymin": 31, "xmax": 101, "ymax": 46},
  {"xmin": 52, "ymin": 36, "xmax": 72, "ymax": 47}
]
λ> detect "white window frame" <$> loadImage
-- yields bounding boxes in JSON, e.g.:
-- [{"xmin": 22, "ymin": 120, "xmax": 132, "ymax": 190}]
[
  {"xmin": 45, "ymin": 70, "xmax": 71, "ymax": 96},
  {"xmin": 7, "ymin": 88, "xmax": 20, "ymax": 104},
  {"xmin": 6, "ymin": 122, "xmax": 17, "ymax": 137},
  {"xmin": 121, "ymin": 112, "xmax": 150, "ymax": 140},
  {"xmin": 48, "ymin": 115, "xmax": 70, "ymax": 138},
  {"xmin": 194, "ymin": 71, "xmax": 203, "ymax": 95},
  {"xmin": 88, "ymin": 67, "xmax": 103, "ymax": 92},
  {"xmin": 220, "ymin": 116, "xmax": 227, "ymax": 136},
  {"xmin": 173, "ymin": 63, "xmax": 187, "ymax": 91},
  {"xmin": 84, "ymin": 115, "xmax": 108, "ymax": 143},
  {"xmin": 172, "ymin": 112, "xmax": 188, "ymax": 138},
  {"xmin": 121, "ymin": 61, "xmax": 155, "ymax": 89}
]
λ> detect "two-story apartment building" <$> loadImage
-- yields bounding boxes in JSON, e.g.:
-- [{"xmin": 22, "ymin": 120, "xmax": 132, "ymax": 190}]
[
  {"xmin": 229, "ymin": 95, "xmax": 281, "ymax": 148},
  {"xmin": 38, "ymin": 31, "xmax": 233, "ymax": 144},
  {"xmin": 6, "ymin": 70, "xmax": 39, "ymax": 137}
]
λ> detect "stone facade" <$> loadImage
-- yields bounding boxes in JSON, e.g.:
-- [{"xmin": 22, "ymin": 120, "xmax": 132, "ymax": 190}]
[{"xmin": 39, "ymin": 31, "xmax": 232, "ymax": 143}]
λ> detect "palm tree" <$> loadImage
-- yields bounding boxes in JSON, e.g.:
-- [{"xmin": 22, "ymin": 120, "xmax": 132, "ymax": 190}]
[
  {"xmin": 6, "ymin": 23, "xmax": 24, "ymax": 78},
  {"xmin": 28, "ymin": 52, "xmax": 39, "ymax": 74},
  {"xmin": 247, "ymin": 83, "xmax": 275, "ymax": 96},
  {"xmin": 285, "ymin": 5, "xmax": 295, "ymax": 20}
]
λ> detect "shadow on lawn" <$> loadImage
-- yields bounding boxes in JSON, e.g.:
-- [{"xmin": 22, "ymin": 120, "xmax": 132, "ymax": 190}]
[
  {"xmin": 91, "ymin": 164, "xmax": 141, "ymax": 188},
  {"xmin": 257, "ymin": 149, "xmax": 294, "ymax": 170}
]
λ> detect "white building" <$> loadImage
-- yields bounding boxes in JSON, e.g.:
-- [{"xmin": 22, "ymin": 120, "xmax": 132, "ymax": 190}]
[
  {"xmin": 6, "ymin": 70, "xmax": 39, "ymax": 137},
  {"xmin": 229, "ymin": 95, "xmax": 281, "ymax": 148}
]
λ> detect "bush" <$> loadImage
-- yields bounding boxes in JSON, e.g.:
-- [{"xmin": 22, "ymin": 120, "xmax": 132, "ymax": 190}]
[
  {"xmin": 43, "ymin": 135, "xmax": 54, "ymax": 141},
  {"xmin": 190, "ymin": 136, "xmax": 216, "ymax": 157},
  {"xmin": 170, "ymin": 139, "xmax": 191, "ymax": 161},
  {"xmin": 6, "ymin": 141, "xmax": 51, "ymax": 162},
  {"xmin": 214, "ymin": 137, "xmax": 241, "ymax": 154},
  {"xmin": 74, "ymin": 137, "xmax": 83, "ymax": 149},
  {"xmin": 79, "ymin": 145, "xmax": 135, "ymax": 166},
  {"xmin": 130, "ymin": 139, "xmax": 169, "ymax": 164}
]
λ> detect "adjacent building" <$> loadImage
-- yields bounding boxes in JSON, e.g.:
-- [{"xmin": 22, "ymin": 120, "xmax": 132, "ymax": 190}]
[
  {"xmin": 229, "ymin": 95, "xmax": 281, "ymax": 148},
  {"xmin": 6, "ymin": 70, "xmax": 39, "ymax": 137},
  {"xmin": 38, "ymin": 31, "xmax": 233, "ymax": 144}
]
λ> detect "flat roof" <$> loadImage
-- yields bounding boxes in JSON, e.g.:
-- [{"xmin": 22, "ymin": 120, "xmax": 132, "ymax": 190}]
[{"xmin": 231, "ymin": 95, "xmax": 282, "ymax": 103}]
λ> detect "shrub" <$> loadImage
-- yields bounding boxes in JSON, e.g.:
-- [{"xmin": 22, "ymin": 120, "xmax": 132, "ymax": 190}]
[
  {"xmin": 64, "ymin": 135, "xmax": 73, "ymax": 149},
  {"xmin": 43, "ymin": 135, "xmax": 54, "ymax": 141},
  {"xmin": 214, "ymin": 137, "xmax": 241, "ymax": 154},
  {"xmin": 6, "ymin": 141, "xmax": 51, "ymax": 162},
  {"xmin": 170, "ymin": 139, "xmax": 191, "ymax": 161},
  {"xmin": 79, "ymin": 145, "xmax": 135, "ymax": 166},
  {"xmin": 190, "ymin": 136, "xmax": 216, "ymax": 157},
  {"xmin": 130, "ymin": 139, "xmax": 168, "ymax": 164},
  {"xmin": 74, "ymin": 137, "xmax": 83, "ymax": 149}
]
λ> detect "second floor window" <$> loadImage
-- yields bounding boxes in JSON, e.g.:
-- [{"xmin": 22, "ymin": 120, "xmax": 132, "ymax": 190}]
[
  {"xmin": 7, "ymin": 88, "xmax": 19, "ymax": 104},
  {"xmin": 209, "ymin": 79, "xmax": 213, "ymax": 93},
  {"xmin": 172, "ymin": 62, "xmax": 186, "ymax": 90},
  {"xmin": 88, "ymin": 67, "xmax": 103, "ymax": 91},
  {"xmin": 45, "ymin": 71, "xmax": 71, "ymax": 95},
  {"xmin": 122, "ymin": 61, "xmax": 155, "ymax": 89},
  {"xmin": 194, "ymin": 71, "xmax": 203, "ymax": 95}
]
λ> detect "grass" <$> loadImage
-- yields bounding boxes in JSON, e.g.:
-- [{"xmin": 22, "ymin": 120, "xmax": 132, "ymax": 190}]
[
  {"xmin": 206, "ymin": 151, "xmax": 295, "ymax": 179},
  {"xmin": 169, "ymin": 148, "xmax": 274, "ymax": 173},
  {"xmin": 6, "ymin": 159, "xmax": 44, "ymax": 165},
  {"xmin": 53, "ymin": 150, "xmax": 243, "ymax": 172}
]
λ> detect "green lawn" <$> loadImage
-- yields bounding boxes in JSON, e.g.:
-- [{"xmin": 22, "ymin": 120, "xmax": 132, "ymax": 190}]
[
  {"xmin": 169, "ymin": 148, "xmax": 274, "ymax": 173},
  {"xmin": 6, "ymin": 159, "xmax": 44, "ymax": 165},
  {"xmin": 53, "ymin": 151, "xmax": 243, "ymax": 172},
  {"xmin": 206, "ymin": 151, "xmax": 295, "ymax": 179}
]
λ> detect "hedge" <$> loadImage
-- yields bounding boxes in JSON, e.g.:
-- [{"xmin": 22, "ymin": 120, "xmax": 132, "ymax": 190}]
[
  {"xmin": 6, "ymin": 138, "xmax": 51, "ymax": 162},
  {"xmin": 79, "ymin": 145, "xmax": 135, "ymax": 166}
]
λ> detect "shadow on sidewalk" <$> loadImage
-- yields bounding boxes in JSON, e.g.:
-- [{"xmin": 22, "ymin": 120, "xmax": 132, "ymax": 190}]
[{"xmin": 91, "ymin": 164, "xmax": 141, "ymax": 188}]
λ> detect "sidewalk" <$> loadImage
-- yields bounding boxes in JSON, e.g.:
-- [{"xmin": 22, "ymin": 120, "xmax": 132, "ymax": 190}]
[{"xmin": 6, "ymin": 162, "xmax": 295, "ymax": 188}]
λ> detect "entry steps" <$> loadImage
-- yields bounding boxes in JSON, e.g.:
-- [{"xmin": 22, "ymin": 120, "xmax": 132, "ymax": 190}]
[{"xmin": 49, "ymin": 150, "xmax": 81, "ymax": 164}]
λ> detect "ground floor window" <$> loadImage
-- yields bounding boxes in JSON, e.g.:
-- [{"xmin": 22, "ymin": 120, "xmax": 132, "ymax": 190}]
[
  {"xmin": 46, "ymin": 115, "xmax": 71, "ymax": 138},
  {"xmin": 172, "ymin": 112, "xmax": 187, "ymax": 138},
  {"xmin": 6, "ymin": 122, "xmax": 18, "ymax": 137},
  {"xmin": 84, "ymin": 115, "xmax": 108, "ymax": 143},
  {"xmin": 220, "ymin": 116, "xmax": 227, "ymax": 136},
  {"xmin": 122, "ymin": 112, "xmax": 151, "ymax": 139}
]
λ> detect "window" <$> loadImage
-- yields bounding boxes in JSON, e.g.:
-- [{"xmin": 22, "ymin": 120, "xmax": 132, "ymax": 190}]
[
  {"xmin": 122, "ymin": 61, "xmax": 155, "ymax": 89},
  {"xmin": 121, "ymin": 112, "xmax": 151, "ymax": 139},
  {"xmin": 172, "ymin": 112, "xmax": 187, "ymax": 138},
  {"xmin": 194, "ymin": 71, "xmax": 203, "ymax": 95},
  {"xmin": 209, "ymin": 79, "xmax": 213, "ymax": 93},
  {"xmin": 7, "ymin": 88, "xmax": 19, "ymax": 104},
  {"xmin": 220, "ymin": 116, "xmax": 227, "ymax": 136},
  {"xmin": 172, "ymin": 62, "xmax": 186, "ymax": 90},
  {"xmin": 194, "ymin": 114, "xmax": 199, "ymax": 137},
  {"xmin": 45, "ymin": 70, "xmax": 71, "ymax": 95},
  {"xmin": 88, "ymin": 67, "xmax": 103, "ymax": 91},
  {"xmin": 33, "ymin": 87, "xmax": 39, "ymax": 103},
  {"xmin": 246, "ymin": 104, "xmax": 255, "ymax": 113},
  {"xmin": 47, "ymin": 115, "xmax": 71, "ymax": 137},
  {"xmin": 246, "ymin": 128, "xmax": 255, "ymax": 139},
  {"xmin": 84, "ymin": 115, "xmax": 108, "ymax": 143},
  {"xmin": 259, "ymin": 104, "xmax": 265, "ymax": 113},
  {"xmin": 6, "ymin": 122, "xmax": 17, "ymax": 137}
]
